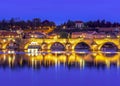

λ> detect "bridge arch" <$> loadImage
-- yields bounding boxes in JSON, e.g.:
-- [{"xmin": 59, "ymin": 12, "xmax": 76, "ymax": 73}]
[
  {"xmin": 49, "ymin": 42, "xmax": 66, "ymax": 52},
  {"xmin": 74, "ymin": 42, "xmax": 91, "ymax": 52},
  {"xmin": 1, "ymin": 40, "xmax": 19, "ymax": 53},
  {"xmin": 24, "ymin": 42, "xmax": 41, "ymax": 49},
  {"xmin": 1, "ymin": 39, "xmax": 15, "ymax": 50},
  {"xmin": 99, "ymin": 42, "xmax": 118, "ymax": 52},
  {"xmin": 24, "ymin": 42, "xmax": 41, "ymax": 53}
]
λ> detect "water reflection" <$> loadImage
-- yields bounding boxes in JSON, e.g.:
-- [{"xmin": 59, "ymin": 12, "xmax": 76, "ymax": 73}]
[
  {"xmin": 75, "ymin": 42, "xmax": 91, "ymax": 53},
  {"xmin": 0, "ymin": 52, "xmax": 119, "ymax": 69}
]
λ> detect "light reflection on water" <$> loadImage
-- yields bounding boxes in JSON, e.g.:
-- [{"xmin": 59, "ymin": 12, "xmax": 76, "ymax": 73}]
[
  {"xmin": 0, "ymin": 52, "xmax": 120, "ymax": 86},
  {"xmin": 0, "ymin": 52, "xmax": 119, "ymax": 69}
]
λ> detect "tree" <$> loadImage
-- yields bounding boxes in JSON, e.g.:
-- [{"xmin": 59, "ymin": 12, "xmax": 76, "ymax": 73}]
[
  {"xmin": 66, "ymin": 20, "xmax": 75, "ymax": 28},
  {"xmin": 105, "ymin": 21, "xmax": 112, "ymax": 27},
  {"xmin": 9, "ymin": 18, "xmax": 15, "ymax": 26},
  {"xmin": 0, "ymin": 19, "xmax": 9, "ymax": 30},
  {"xmin": 42, "ymin": 20, "xmax": 55, "ymax": 27},
  {"xmin": 59, "ymin": 32, "xmax": 68, "ymax": 38},
  {"xmin": 32, "ymin": 18, "xmax": 41, "ymax": 27}
]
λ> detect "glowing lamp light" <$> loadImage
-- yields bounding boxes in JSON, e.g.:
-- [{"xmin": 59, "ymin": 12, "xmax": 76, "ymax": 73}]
[
  {"xmin": 8, "ymin": 50, "xmax": 15, "ymax": 54},
  {"xmin": 8, "ymin": 51, "xmax": 11, "ymax": 54},
  {"xmin": 13, "ymin": 39, "xmax": 15, "ymax": 42},
  {"xmin": 80, "ymin": 35, "xmax": 82, "ymax": 38},
  {"xmin": 117, "ymin": 36, "xmax": 120, "ymax": 38},
  {"xmin": 93, "ymin": 53, "xmax": 97, "ymax": 56},
  {"xmin": 107, "ymin": 35, "xmax": 110, "ymax": 38},
  {"xmin": 3, "ymin": 39, "xmax": 6, "ymax": 42},
  {"xmin": 11, "ymin": 51, "xmax": 15, "ymax": 54},
  {"xmin": 31, "ymin": 35, "xmax": 34, "ymax": 38}
]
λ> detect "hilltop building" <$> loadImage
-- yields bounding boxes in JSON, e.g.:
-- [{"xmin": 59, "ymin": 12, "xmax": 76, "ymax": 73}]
[{"xmin": 75, "ymin": 21, "xmax": 84, "ymax": 28}]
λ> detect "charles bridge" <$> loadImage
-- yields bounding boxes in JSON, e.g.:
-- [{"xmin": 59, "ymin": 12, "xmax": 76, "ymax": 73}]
[{"xmin": 0, "ymin": 37, "xmax": 120, "ymax": 52}]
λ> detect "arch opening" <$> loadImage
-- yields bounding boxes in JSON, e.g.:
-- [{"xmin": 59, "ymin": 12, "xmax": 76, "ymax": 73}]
[
  {"xmin": 100, "ymin": 42, "xmax": 118, "ymax": 53},
  {"xmin": 6, "ymin": 42, "xmax": 18, "ymax": 54},
  {"xmin": 50, "ymin": 42, "xmax": 65, "ymax": 53},
  {"xmin": 27, "ymin": 42, "xmax": 41, "ymax": 55},
  {"xmin": 75, "ymin": 42, "xmax": 91, "ymax": 53}
]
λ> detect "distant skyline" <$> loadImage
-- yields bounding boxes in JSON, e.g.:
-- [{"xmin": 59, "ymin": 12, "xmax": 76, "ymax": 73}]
[{"xmin": 0, "ymin": 0, "xmax": 120, "ymax": 24}]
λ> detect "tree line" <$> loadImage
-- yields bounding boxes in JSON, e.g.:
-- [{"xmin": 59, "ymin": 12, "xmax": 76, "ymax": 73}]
[
  {"xmin": 0, "ymin": 18, "xmax": 120, "ymax": 30},
  {"xmin": 0, "ymin": 18, "xmax": 56, "ymax": 30},
  {"xmin": 84, "ymin": 20, "xmax": 120, "ymax": 28},
  {"xmin": 58, "ymin": 20, "xmax": 120, "ymax": 28}
]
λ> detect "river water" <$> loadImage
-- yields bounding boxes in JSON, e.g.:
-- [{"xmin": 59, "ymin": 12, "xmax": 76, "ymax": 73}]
[{"xmin": 0, "ymin": 52, "xmax": 120, "ymax": 86}]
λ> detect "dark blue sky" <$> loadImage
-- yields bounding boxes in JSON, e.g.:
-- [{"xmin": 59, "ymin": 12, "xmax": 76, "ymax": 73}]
[{"xmin": 0, "ymin": 0, "xmax": 120, "ymax": 24}]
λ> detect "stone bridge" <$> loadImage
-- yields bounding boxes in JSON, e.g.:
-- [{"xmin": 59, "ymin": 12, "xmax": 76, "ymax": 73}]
[{"xmin": 0, "ymin": 37, "xmax": 120, "ymax": 52}]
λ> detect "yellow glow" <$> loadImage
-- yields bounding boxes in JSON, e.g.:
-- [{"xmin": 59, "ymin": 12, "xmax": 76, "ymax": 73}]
[
  {"xmin": 22, "ymin": 37, "xmax": 119, "ymax": 52},
  {"xmin": 0, "ymin": 52, "xmax": 119, "ymax": 67},
  {"xmin": 117, "ymin": 35, "xmax": 120, "ymax": 38},
  {"xmin": 3, "ymin": 39, "xmax": 6, "ymax": 42}
]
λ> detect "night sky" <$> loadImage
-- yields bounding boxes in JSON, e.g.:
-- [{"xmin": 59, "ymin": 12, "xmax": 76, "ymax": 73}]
[{"xmin": 0, "ymin": 0, "xmax": 120, "ymax": 24}]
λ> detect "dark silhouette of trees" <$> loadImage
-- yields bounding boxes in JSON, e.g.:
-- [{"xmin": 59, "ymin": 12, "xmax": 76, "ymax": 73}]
[
  {"xmin": 59, "ymin": 20, "xmax": 75, "ymax": 28},
  {"xmin": 41, "ymin": 20, "xmax": 55, "ymax": 27},
  {"xmin": 59, "ymin": 19, "xmax": 120, "ymax": 29},
  {"xmin": 0, "ymin": 18, "xmax": 56, "ymax": 30},
  {"xmin": 59, "ymin": 32, "xmax": 68, "ymax": 38},
  {"xmin": 65, "ymin": 20, "xmax": 75, "ymax": 28},
  {"xmin": 0, "ymin": 18, "xmax": 120, "ymax": 31},
  {"xmin": 32, "ymin": 18, "xmax": 41, "ymax": 27},
  {"xmin": 0, "ymin": 19, "xmax": 9, "ymax": 30},
  {"xmin": 84, "ymin": 20, "xmax": 120, "ymax": 28}
]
